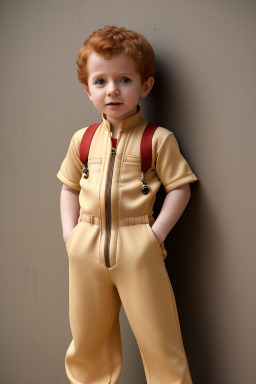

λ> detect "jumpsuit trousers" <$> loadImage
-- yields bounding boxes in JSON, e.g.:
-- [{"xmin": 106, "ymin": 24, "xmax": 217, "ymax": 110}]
[{"xmin": 65, "ymin": 213, "xmax": 193, "ymax": 384}]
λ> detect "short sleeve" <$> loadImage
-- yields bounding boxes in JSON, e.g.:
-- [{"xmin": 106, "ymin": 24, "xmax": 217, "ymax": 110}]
[
  {"xmin": 156, "ymin": 132, "xmax": 198, "ymax": 193},
  {"xmin": 57, "ymin": 129, "xmax": 85, "ymax": 191}
]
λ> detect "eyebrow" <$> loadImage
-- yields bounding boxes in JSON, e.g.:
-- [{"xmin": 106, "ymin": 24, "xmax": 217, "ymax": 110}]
[
  {"xmin": 91, "ymin": 72, "xmax": 135, "ymax": 81},
  {"xmin": 91, "ymin": 73, "xmax": 104, "ymax": 81}
]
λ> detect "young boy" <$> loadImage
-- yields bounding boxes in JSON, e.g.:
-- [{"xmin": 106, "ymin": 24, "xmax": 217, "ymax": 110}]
[{"xmin": 57, "ymin": 25, "xmax": 197, "ymax": 384}]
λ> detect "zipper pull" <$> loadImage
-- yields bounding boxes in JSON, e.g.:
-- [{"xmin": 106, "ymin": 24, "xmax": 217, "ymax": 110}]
[
  {"xmin": 82, "ymin": 161, "xmax": 89, "ymax": 179},
  {"xmin": 111, "ymin": 148, "xmax": 116, "ymax": 155},
  {"xmin": 141, "ymin": 171, "xmax": 149, "ymax": 195}
]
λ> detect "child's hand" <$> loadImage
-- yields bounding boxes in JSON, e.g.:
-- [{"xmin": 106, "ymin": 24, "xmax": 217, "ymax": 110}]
[
  {"xmin": 151, "ymin": 225, "xmax": 165, "ymax": 246},
  {"xmin": 150, "ymin": 184, "xmax": 191, "ymax": 245},
  {"xmin": 64, "ymin": 232, "xmax": 71, "ymax": 244},
  {"xmin": 60, "ymin": 184, "xmax": 80, "ymax": 243},
  {"xmin": 64, "ymin": 226, "xmax": 76, "ymax": 244}
]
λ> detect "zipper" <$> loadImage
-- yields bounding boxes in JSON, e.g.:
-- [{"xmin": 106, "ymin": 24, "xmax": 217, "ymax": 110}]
[{"xmin": 104, "ymin": 147, "xmax": 116, "ymax": 267}]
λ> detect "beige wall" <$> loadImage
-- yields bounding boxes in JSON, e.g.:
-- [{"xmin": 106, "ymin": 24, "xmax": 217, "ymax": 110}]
[{"xmin": 1, "ymin": 1, "xmax": 255, "ymax": 383}]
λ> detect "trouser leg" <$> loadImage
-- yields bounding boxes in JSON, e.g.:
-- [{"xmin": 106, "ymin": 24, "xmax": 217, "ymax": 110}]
[
  {"xmin": 65, "ymin": 222, "xmax": 122, "ymax": 384},
  {"xmin": 111, "ymin": 224, "xmax": 193, "ymax": 384}
]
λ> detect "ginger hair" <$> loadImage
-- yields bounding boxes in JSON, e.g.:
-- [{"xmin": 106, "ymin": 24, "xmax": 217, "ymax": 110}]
[{"xmin": 76, "ymin": 25, "xmax": 155, "ymax": 85}]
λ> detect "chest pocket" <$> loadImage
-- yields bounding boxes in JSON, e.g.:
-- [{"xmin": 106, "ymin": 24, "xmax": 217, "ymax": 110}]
[
  {"xmin": 86, "ymin": 157, "xmax": 102, "ymax": 184},
  {"xmin": 121, "ymin": 155, "xmax": 141, "ymax": 185}
]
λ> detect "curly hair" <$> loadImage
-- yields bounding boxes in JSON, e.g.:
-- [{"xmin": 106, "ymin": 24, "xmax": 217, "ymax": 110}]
[{"xmin": 77, "ymin": 25, "xmax": 155, "ymax": 85}]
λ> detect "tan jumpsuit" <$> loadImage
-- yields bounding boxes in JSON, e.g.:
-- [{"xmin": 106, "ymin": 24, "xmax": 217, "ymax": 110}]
[{"xmin": 57, "ymin": 108, "xmax": 198, "ymax": 384}]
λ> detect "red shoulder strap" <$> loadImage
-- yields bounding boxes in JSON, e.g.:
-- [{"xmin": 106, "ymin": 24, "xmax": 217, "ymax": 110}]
[
  {"xmin": 140, "ymin": 123, "xmax": 158, "ymax": 173},
  {"xmin": 80, "ymin": 122, "xmax": 158, "ymax": 172},
  {"xmin": 80, "ymin": 123, "xmax": 101, "ymax": 164}
]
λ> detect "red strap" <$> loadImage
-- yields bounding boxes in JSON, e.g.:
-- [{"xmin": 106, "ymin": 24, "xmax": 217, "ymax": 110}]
[
  {"xmin": 140, "ymin": 123, "xmax": 158, "ymax": 173},
  {"xmin": 80, "ymin": 123, "xmax": 101, "ymax": 164},
  {"xmin": 111, "ymin": 137, "xmax": 117, "ymax": 148}
]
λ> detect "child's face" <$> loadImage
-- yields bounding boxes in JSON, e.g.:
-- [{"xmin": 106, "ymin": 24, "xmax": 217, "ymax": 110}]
[{"xmin": 84, "ymin": 52, "xmax": 154, "ymax": 127}]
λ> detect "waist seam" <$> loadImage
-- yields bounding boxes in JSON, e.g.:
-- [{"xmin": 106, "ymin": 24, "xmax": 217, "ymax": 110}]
[{"xmin": 78, "ymin": 211, "xmax": 153, "ymax": 227}]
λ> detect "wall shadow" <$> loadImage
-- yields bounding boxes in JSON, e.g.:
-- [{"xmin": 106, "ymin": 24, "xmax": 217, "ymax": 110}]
[{"xmin": 140, "ymin": 59, "xmax": 219, "ymax": 383}]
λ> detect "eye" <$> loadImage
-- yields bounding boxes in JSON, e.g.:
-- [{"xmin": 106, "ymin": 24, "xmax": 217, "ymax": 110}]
[
  {"xmin": 95, "ymin": 78, "xmax": 105, "ymax": 85},
  {"xmin": 121, "ymin": 77, "xmax": 131, "ymax": 83}
]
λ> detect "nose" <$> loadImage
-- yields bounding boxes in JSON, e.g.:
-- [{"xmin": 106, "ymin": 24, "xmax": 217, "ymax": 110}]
[{"xmin": 107, "ymin": 82, "xmax": 120, "ymax": 97}]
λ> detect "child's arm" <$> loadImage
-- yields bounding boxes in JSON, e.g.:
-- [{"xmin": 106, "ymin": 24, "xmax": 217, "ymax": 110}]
[
  {"xmin": 151, "ymin": 184, "xmax": 191, "ymax": 245},
  {"xmin": 60, "ymin": 184, "xmax": 80, "ymax": 243}
]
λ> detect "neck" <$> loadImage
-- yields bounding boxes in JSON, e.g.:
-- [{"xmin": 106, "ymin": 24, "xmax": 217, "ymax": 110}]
[
  {"xmin": 111, "ymin": 128, "xmax": 120, "ymax": 139},
  {"xmin": 106, "ymin": 118, "xmax": 120, "ymax": 138}
]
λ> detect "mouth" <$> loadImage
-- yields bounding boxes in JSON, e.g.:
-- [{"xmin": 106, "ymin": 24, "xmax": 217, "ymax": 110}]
[{"xmin": 106, "ymin": 102, "xmax": 122, "ymax": 106}]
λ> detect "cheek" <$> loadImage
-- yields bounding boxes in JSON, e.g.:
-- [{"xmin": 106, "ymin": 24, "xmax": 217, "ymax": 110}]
[
  {"xmin": 127, "ymin": 88, "xmax": 142, "ymax": 103},
  {"xmin": 124, "ymin": 86, "xmax": 140, "ymax": 101},
  {"xmin": 90, "ymin": 92, "xmax": 103, "ymax": 105}
]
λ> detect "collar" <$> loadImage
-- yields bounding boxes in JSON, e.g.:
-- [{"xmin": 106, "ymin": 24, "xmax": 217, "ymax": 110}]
[{"xmin": 102, "ymin": 106, "xmax": 142, "ymax": 133}]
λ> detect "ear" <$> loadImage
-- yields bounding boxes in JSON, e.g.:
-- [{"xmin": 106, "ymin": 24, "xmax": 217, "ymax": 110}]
[
  {"xmin": 141, "ymin": 76, "xmax": 154, "ymax": 98},
  {"xmin": 84, "ymin": 84, "xmax": 93, "ymax": 101}
]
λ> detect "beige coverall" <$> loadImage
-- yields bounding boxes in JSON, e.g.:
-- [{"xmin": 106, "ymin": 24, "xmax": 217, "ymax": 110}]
[{"xmin": 57, "ymin": 108, "xmax": 198, "ymax": 384}]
